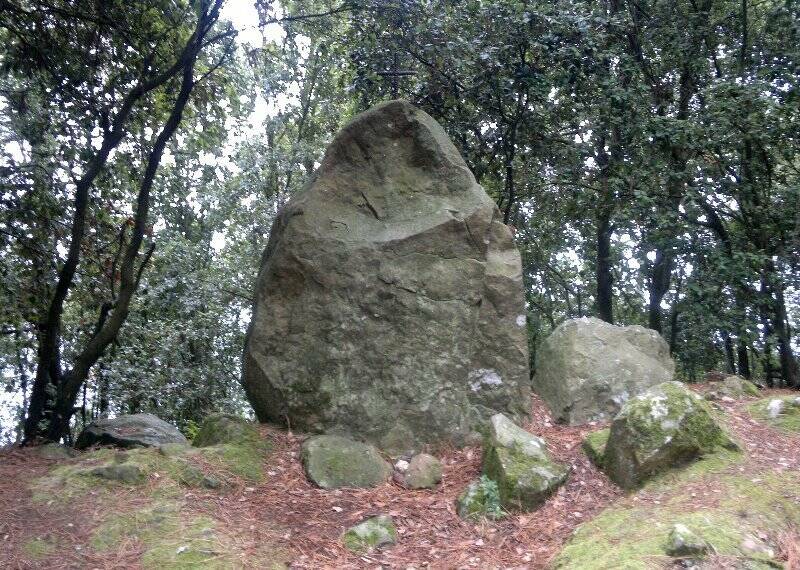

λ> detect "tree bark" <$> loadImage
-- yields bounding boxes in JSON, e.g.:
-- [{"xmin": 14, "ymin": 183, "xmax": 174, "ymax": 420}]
[{"xmin": 23, "ymin": 0, "xmax": 229, "ymax": 443}]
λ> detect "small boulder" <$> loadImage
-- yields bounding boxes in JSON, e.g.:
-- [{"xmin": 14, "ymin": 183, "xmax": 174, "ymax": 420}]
[
  {"xmin": 301, "ymin": 435, "xmax": 391, "ymax": 489},
  {"xmin": 343, "ymin": 515, "xmax": 397, "ymax": 552},
  {"xmin": 75, "ymin": 413, "xmax": 187, "ymax": 449},
  {"xmin": 456, "ymin": 476, "xmax": 504, "ymax": 521},
  {"xmin": 88, "ymin": 462, "xmax": 145, "ymax": 484},
  {"xmin": 707, "ymin": 375, "xmax": 759, "ymax": 400},
  {"xmin": 766, "ymin": 398, "xmax": 784, "ymax": 419},
  {"xmin": 482, "ymin": 414, "xmax": 569, "ymax": 511},
  {"xmin": 393, "ymin": 453, "xmax": 442, "ymax": 489},
  {"xmin": 603, "ymin": 381, "xmax": 738, "ymax": 489},
  {"xmin": 192, "ymin": 413, "xmax": 260, "ymax": 447},
  {"xmin": 582, "ymin": 428, "xmax": 609, "ymax": 468},
  {"xmin": 532, "ymin": 317, "xmax": 675, "ymax": 424},
  {"xmin": 33, "ymin": 443, "xmax": 79, "ymax": 460},
  {"xmin": 157, "ymin": 443, "xmax": 197, "ymax": 457},
  {"xmin": 665, "ymin": 523, "xmax": 711, "ymax": 557}
]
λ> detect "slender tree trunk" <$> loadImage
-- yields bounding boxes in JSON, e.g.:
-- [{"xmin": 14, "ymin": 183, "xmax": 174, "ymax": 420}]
[
  {"xmin": 771, "ymin": 268, "xmax": 799, "ymax": 387},
  {"xmin": 596, "ymin": 208, "xmax": 614, "ymax": 324},
  {"xmin": 647, "ymin": 249, "xmax": 674, "ymax": 333},
  {"xmin": 595, "ymin": 132, "xmax": 615, "ymax": 324},
  {"xmin": 723, "ymin": 333, "xmax": 736, "ymax": 374},
  {"xmin": 737, "ymin": 339, "xmax": 751, "ymax": 379}
]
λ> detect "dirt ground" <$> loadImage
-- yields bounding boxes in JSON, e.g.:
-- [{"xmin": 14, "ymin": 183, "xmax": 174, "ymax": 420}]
[{"xmin": 1, "ymin": 389, "xmax": 798, "ymax": 569}]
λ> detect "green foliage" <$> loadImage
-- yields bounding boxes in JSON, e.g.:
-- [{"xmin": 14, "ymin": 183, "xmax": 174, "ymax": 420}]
[
  {"xmin": 2, "ymin": 0, "xmax": 799, "ymax": 441},
  {"xmin": 457, "ymin": 475, "xmax": 504, "ymax": 521}
]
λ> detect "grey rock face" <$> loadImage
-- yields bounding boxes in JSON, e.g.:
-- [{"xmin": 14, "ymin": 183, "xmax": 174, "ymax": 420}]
[
  {"xmin": 243, "ymin": 100, "xmax": 530, "ymax": 451},
  {"xmin": 532, "ymin": 317, "xmax": 675, "ymax": 424},
  {"xmin": 75, "ymin": 413, "xmax": 188, "ymax": 449}
]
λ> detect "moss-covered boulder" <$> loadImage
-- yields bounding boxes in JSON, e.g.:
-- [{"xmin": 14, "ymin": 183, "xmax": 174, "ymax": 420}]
[
  {"xmin": 190, "ymin": 413, "xmax": 271, "ymax": 482},
  {"xmin": 301, "ymin": 435, "xmax": 390, "ymax": 489},
  {"xmin": 192, "ymin": 413, "xmax": 260, "ymax": 447},
  {"xmin": 456, "ymin": 476, "xmax": 504, "ymax": 521},
  {"xmin": 665, "ymin": 523, "xmax": 712, "ymax": 557},
  {"xmin": 33, "ymin": 443, "xmax": 79, "ymax": 460},
  {"xmin": 707, "ymin": 375, "xmax": 760, "ymax": 401},
  {"xmin": 88, "ymin": 462, "xmax": 146, "ymax": 484},
  {"xmin": 482, "ymin": 414, "xmax": 568, "ymax": 511},
  {"xmin": 394, "ymin": 453, "xmax": 442, "ymax": 489},
  {"xmin": 582, "ymin": 428, "xmax": 609, "ymax": 468},
  {"xmin": 603, "ymin": 381, "xmax": 738, "ymax": 489},
  {"xmin": 343, "ymin": 515, "xmax": 397, "ymax": 552},
  {"xmin": 75, "ymin": 413, "xmax": 188, "ymax": 449}
]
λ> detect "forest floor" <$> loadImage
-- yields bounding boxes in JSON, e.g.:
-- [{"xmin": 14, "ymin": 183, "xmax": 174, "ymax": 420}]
[{"xmin": 1, "ymin": 388, "xmax": 799, "ymax": 569}]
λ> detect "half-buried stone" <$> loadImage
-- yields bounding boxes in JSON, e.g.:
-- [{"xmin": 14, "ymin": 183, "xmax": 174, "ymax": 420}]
[
  {"xmin": 302, "ymin": 435, "xmax": 391, "ymax": 489},
  {"xmin": 533, "ymin": 317, "xmax": 675, "ymax": 425},
  {"xmin": 482, "ymin": 414, "xmax": 569, "ymax": 511},
  {"xmin": 192, "ymin": 413, "xmax": 260, "ymax": 447},
  {"xmin": 75, "ymin": 413, "xmax": 187, "ymax": 449},
  {"xmin": 343, "ymin": 515, "xmax": 397, "ymax": 553},
  {"xmin": 393, "ymin": 453, "xmax": 442, "ymax": 489},
  {"xmin": 242, "ymin": 99, "xmax": 531, "ymax": 452},
  {"xmin": 603, "ymin": 381, "xmax": 738, "ymax": 489}
]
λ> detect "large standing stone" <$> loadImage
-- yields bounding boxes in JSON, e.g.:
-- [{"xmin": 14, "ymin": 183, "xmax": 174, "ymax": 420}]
[
  {"xmin": 243, "ymin": 100, "xmax": 530, "ymax": 451},
  {"xmin": 75, "ymin": 413, "xmax": 188, "ymax": 449},
  {"xmin": 532, "ymin": 317, "xmax": 675, "ymax": 424}
]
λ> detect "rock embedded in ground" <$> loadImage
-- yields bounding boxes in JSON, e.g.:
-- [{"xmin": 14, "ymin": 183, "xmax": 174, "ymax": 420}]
[
  {"xmin": 603, "ymin": 381, "xmax": 738, "ymax": 489},
  {"xmin": 192, "ymin": 413, "xmax": 260, "ymax": 447},
  {"xmin": 482, "ymin": 414, "xmax": 569, "ymax": 511},
  {"xmin": 33, "ymin": 443, "xmax": 79, "ymax": 460},
  {"xmin": 582, "ymin": 428, "xmax": 609, "ymax": 468},
  {"xmin": 75, "ymin": 413, "xmax": 188, "ymax": 449},
  {"xmin": 301, "ymin": 435, "xmax": 391, "ymax": 489},
  {"xmin": 87, "ymin": 462, "xmax": 145, "ymax": 484},
  {"xmin": 665, "ymin": 523, "xmax": 711, "ymax": 557},
  {"xmin": 394, "ymin": 453, "xmax": 442, "ymax": 489},
  {"xmin": 342, "ymin": 515, "xmax": 397, "ymax": 552},
  {"xmin": 456, "ymin": 476, "xmax": 505, "ymax": 521},
  {"xmin": 242, "ymin": 99, "xmax": 531, "ymax": 452},
  {"xmin": 766, "ymin": 398, "xmax": 784, "ymax": 419},
  {"xmin": 707, "ymin": 375, "xmax": 760, "ymax": 401},
  {"xmin": 532, "ymin": 317, "xmax": 675, "ymax": 425}
]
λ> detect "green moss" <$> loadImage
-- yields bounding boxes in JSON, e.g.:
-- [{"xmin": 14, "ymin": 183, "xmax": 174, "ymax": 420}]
[
  {"xmin": 22, "ymin": 536, "xmax": 57, "ymax": 560},
  {"xmin": 552, "ymin": 454, "xmax": 796, "ymax": 569},
  {"xmin": 91, "ymin": 499, "xmax": 287, "ymax": 569},
  {"xmin": 197, "ymin": 440, "xmax": 269, "ymax": 482},
  {"xmin": 582, "ymin": 428, "xmax": 609, "ymax": 468},
  {"xmin": 30, "ymin": 443, "xmax": 254, "ymax": 505},
  {"xmin": 748, "ymin": 397, "xmax": 800, "ymax": 433}
]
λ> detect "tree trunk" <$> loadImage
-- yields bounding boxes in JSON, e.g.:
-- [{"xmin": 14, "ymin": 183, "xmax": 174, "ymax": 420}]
[
  {"xmin": 23, "ymin": 0, "xmax": 228, "ymax": 443},
  {"xmin": 737, "ymin": 339, "xmax": 751, "ymax": 379},
  {"xmin": 723, "ymin": 333, "xmax": 736, "ymax": 373}
]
